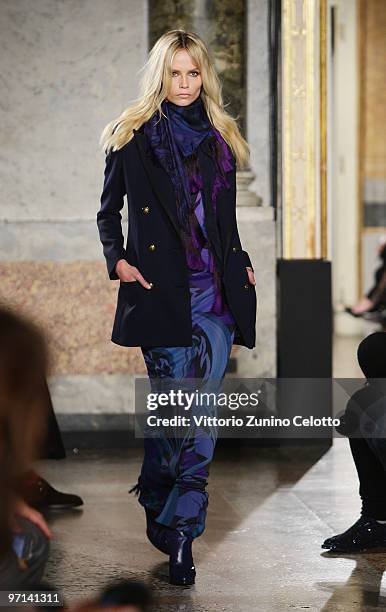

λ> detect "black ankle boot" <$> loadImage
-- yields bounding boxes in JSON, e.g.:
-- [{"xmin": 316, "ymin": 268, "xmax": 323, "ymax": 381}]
[
  {"xmin": 145, "ymin": 509, "xmax": 170, "ymax": 555},
  {"xmin": 168, "ymin": 530, "xmax": 196, "ymax": 586},
  {"xmin": 322, "ymin": 516, "xmax": 386, "ymax": 553}
]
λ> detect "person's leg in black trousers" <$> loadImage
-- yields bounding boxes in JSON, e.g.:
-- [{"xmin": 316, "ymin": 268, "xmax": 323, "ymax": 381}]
[
  {"xmin": 322, "ymin": 332, "xmax": 386, "ymax": 552},
  {"xmin": 38, "ymin": 378, "xmax": 66, "ymax": 459},
  {"xmin": 349, "ymin": 436, "xmax": 386, "ymax": 520},
  {"xmin": 20, "ymin": 378, "xmax": 83, "ymax": 509}
]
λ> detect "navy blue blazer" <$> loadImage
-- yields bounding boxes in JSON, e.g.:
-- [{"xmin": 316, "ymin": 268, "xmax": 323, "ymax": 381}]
[{"xmin": 96, "ymin": 125, "xmax": 257, "ymax": 348}]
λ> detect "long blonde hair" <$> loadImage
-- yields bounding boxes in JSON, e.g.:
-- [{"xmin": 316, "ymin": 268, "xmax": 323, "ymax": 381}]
[{"xmin": 100, "ymin": 29, "xmax": 250, "ymax": 169}]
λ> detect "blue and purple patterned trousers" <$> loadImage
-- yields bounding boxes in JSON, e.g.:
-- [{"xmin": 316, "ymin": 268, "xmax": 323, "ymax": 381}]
[{"xmin": 137, "ymin": 269, "xmax": 236, "ymax": 539}]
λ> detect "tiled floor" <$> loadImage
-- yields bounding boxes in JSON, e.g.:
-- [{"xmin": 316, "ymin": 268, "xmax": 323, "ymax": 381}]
[
  {"xmin": 39, "ymin": 331, "xmax": 386, "ymax": 610},
  {"xmin": 39, "ymin": 440, "xmax": 386, "ymax": 611}
]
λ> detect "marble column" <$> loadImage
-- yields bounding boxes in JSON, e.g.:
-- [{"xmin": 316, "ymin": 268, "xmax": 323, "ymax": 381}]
[{"xmin": 149, "ymin": 0, "xmax": 247, "ymax": 135}]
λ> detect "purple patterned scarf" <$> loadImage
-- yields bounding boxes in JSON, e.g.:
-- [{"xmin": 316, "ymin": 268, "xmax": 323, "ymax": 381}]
[{"xmin": 143, "ymin": 96, "xmax": 234, "ymax": 314}]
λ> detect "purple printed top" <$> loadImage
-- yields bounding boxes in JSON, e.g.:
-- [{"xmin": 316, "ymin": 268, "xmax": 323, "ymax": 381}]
[{"xmin": 188, "ymin": 189, "xmax": 236, "ymax": 327}]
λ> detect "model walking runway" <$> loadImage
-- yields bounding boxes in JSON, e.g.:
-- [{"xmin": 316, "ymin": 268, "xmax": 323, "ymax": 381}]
[{"xmin": 97, "ymin": 29, "xmax": 256, "ymax": 585}]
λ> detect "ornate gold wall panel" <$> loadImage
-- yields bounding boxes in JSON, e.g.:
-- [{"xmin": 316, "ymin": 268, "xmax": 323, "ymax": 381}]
[
  {"xmin": 358, "ymin": 0, "xmax": 386, "ymax": 294},
  {"xmin": 282, "ymin": 0, "xmax": 327, "ymax": 258},
  {"xmin": 320, "ymin": 0, "xmax": 328, "ymax": 258}
]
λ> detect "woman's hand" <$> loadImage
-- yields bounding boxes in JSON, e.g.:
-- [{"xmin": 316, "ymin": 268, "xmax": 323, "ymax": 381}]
[
  {"xmin": 246, "ymin": 267, "xmax": 256, "ymax": 286},
  {"xmin": 10, "ymin": 496, "xmax": 53, "ymax": 540},
  {"xmin": 116, "ymin": 259, "xmax": 256, "ymax": 288},
  {"xmin": 115, "ymin": 259, "xmax": 152, "ymax": 289}
]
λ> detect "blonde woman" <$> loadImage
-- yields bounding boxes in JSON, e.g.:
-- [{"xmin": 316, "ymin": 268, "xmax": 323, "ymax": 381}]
[{"xmin": 97, "ymin": 29, "xmax": 257, "ymax": 586}]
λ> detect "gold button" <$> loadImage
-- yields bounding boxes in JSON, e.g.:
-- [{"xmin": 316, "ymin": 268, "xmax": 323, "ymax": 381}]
[
  {"xmin": 148, "ymin": 243, "xmax": 156, "ymax": 251},
  {"xmin": 148, "ymin": 282, "xmax": 153, "ymax": 289},
  {"xmin": 243, "ymin": 283, "xmax": 249, "ymax": 290},
  {"xmin": 142, "ymin": 206, "xmax": 150, "ymax": 214}
]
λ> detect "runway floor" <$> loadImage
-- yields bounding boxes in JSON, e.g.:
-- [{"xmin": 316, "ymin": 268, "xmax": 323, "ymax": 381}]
[{"xmin": 39, "ymin": 439, "xmax": 386, "ymax": 611}]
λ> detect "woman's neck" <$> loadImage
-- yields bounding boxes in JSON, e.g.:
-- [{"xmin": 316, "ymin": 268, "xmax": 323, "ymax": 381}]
[{"xmin": 166, "ymin": 96, "xmax": 202, "ymax": 111}]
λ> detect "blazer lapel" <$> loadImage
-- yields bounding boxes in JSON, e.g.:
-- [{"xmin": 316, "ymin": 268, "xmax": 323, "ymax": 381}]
[
  {"xmin": 133, "ymin": 129, "xmax": 182, "ymax": 241},
  {"xmin": 134, "ymin": 128, "xmax": 224, "ymax": 272}
]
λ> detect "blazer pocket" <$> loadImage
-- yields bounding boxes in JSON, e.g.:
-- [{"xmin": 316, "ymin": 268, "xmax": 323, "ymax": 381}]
[
  {"xmin": 239, "ymin": 249, "xmax": 253, "ymax": 271},
  {"xmin": 118, "ymin": 279, "xmax": 139, "ymax": 304},
  {"xmin": 229, "ymin": 248, "xmax": 253, "ymax": 274}
]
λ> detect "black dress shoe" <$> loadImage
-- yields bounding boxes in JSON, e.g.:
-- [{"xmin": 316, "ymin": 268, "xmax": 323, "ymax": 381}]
[
  {"xmin": 345, "ymin": 304, "xmax": 381, "ymax": 318},
  {"xmin": 322, "ymin": 516, "xmax": 386, "ymax": 553},
  {"xmin": 168, "ymin": 530, "xmax": 196, "ymax": 586},
  {"xmin": 21, "ymin": 471, "xmax": 83, "ymax": 509},
  {"xmin": 345, "ymin": 306, "xmax": 363, "ymax": 318}
]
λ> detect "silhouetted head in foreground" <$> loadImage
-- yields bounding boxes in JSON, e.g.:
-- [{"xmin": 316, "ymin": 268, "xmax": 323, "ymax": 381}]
[
  {"xmin": 357, "ymin": 332, "xmax": 386, "ymax": 382},
  {"xmin": 0, "ymin": 304, "xmax": 49, "ymax": 557},
  {"xmin": 98, "ymin": 580, "xmax": 152, "ymax": 611}
]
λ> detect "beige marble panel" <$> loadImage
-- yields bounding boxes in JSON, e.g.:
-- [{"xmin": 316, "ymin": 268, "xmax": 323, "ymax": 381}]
[{"xmin": 0, "ymin": 261, "xmax": 146, "ymax": 376}]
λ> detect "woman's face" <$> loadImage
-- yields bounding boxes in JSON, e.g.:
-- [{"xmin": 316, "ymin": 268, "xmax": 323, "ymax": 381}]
[{"xmin": 166, "ymin": 49, "xmax": 202, "ymax": 106}]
